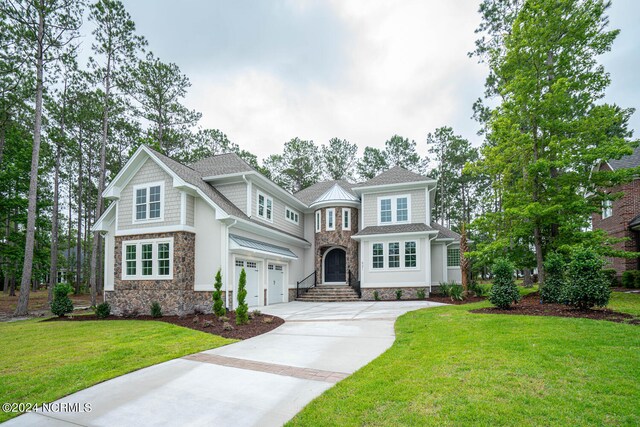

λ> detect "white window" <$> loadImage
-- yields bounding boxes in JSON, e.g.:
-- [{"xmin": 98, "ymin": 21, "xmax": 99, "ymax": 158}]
[
  {"xmin": 388, "ymin": 242, "xmax": 400, "ymax": 268},
  {"xmin": 602, "ymin": 200, "xmax": 613, "ymax": 219},
  {"xmin": 405, "ymin": 241, "xmax": 417, "ymax": 268},
  {"xmin": 285, "ymin": 206, "xmax": 299, "ymax": 224},
  {"xmin": 133, "ymin": 182, "xmax": 164, "ymax": 222},
  {"xmin": 326, "ymin": 208, "xmax": 335, "ymax": 231},
  {"xmin": 372, "ymin": 243, "xmax": 384, "ymax": 269},
  {"xmin": 378, "ymin": 195, "xmax": 411, "ymax": 225},
  {"xmin": 315, "ymin": 210, "xmax": 321, "ymax": 233},
  {"xmin": 257, "ymin": 191, "xmax": 273, "ymax": 222},
  {"xmin": 342, "ymin": 208, "xmax": 350, "ymax": 230},
  {"xmin": 122, "ymin": 238, "xmax": 173, "ymax": 280},
  {"xmin": 371, "ymin": 240, "xmax": 419, "ymax": 270},
  {"xmin": 447, "ymin": 248, "xmax": 460, "ymax": 267}
]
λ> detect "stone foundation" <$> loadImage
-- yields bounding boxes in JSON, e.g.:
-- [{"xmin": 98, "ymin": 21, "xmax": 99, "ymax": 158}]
[
  {"xmin": 361, "ymin": 287, "xmax": 430, "ymax": 301},
  {"xmin": 288, "ymin": 288, "xmax": 298, "ymax": 301}
]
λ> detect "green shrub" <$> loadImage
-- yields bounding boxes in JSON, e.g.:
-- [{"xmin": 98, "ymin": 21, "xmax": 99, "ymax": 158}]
[
  {"xmin": 601, "ymin": 268, "xmax": 618, "ymax": 287},
  {"xmin": 449, "ymin": 284, "xmax": 464, "ymax": 301},
  {"xmin": 489, "ymin": 258, "xmax": 520, "ymax": 309},
  {"xmin": 212, "ymin": 268, "xmax": 226, "ymax": 317},
  {"xmin": 416, "ymin": 288, "xmax": 426, "ymax": 299},
  {"xmin": 94, "ymin": 302, "xmax": 111, "ymax": 319},
  {"xmin": 395, "ymin": 289, "xmax": 403, "ymax": 300},
  {"xmin": 439, "ymin": 283, "xmax": 452, "ymax": 297},
  {"xmin": 373, "ymin": 290, "xmax": 380, "ymax": 301},
  {"xmin": 150, "ymin": 301, "xmax": 162, "ymax": 318},
  {"xmin": 621, "ymin": 270, "xmax": 635, "ymax": 288},
  {"xmin": 470, "ymin": 282, "xmax": 490, "ymax": 297},
  {"xmin": 236, "ymin": 268, "xmax": 249, "ymax": 325},
  {"xmin": 50, "ymin": 283, "xmax": 74, "ymax": 317},
  {"xmin": 563, "ymin": 247, "xmax": 611, "ymax": 310},
  {"xmin": 541, "ymin": 252, "xmax": 565, "ymax": 304}
]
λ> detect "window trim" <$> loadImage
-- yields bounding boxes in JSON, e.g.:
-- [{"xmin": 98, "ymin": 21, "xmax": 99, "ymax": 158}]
[
  {"xmin": 132, "ymin": 181, "xmax": 165, "ymax": 224},
  {"xmin": 388, "ymin": 242, "xmax": 400, "ymax": 268},
  {"xmin": 315, "ymin": 210, "xmax": 321, "ymax": 233},
  {"xmin": 377, "ymin": 194, "xmax": 411, "ymax": 225},
  {"xmin": 256, "ymin": 190, "xmax": 273, "ymax": 222},
  {"xmin": 342, "ymin": 208, "xmax": 351, "ymax": 231},
  {"xmin": 602, "ymin": 199, "xmax": 613, "ymax": 219},
  {"xmin": 326, "ymin": 208, "xmax": 336, "ymax": 231},
  {"xmin": 285, "ymin": 206, "xmax": 300, "ymax": 225},
  {"xmin": 370, "ymin": 240, "xmax": 419, "ymax": 271},
  {"xmin": 121, "ymin": 237, "xmax": 174, "ymax": 280}
]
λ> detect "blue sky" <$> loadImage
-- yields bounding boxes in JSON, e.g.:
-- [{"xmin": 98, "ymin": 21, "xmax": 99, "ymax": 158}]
[{"xmin": 120, "ymin": 0, "xmax": 640, "ymax": 160}]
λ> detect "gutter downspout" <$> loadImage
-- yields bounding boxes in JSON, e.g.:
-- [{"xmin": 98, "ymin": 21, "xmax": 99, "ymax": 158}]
[{"xmin": 225, "ymin": 219, "xmax": 237, "ymax": 309}]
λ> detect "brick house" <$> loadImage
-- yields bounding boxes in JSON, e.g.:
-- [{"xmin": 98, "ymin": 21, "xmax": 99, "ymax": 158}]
[{"xmin": 592, "ymin": 146, "xmax": 640, "ymax": 279}]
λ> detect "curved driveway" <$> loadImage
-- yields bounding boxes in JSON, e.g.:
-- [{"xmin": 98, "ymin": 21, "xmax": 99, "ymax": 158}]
[{"xmin": 6, "ymin": 300, "xmax": 445, "ymax": 427}]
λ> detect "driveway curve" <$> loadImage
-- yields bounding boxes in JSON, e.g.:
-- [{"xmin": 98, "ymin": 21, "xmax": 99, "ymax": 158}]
[{"xmin": 6, "ymin": 300, "xmax": 445, "ymax": 427}]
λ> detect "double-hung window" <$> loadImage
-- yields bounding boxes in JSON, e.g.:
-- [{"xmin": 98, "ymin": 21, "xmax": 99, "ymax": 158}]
[
  {"xmin": 122, "ymin": 238, "xmax": 173, "ymax": 280},
  {"xmin": 371, "ymin": 240, "xmax": 418, "ymax": 270},
  {"xmin": 380, "ymin": 199, "xmax": 392, "ymax": 223},
  {"xmin": 134, "ymin": 182, "xmax": 163, "ymax": 222},
  {"xmin": 404, "ymin": 241, "xmax": 417, "ymax": 268},
  {"xmin": 257, "ymin": 191, "xmax": 273, "ymax": 221},
  {"xmin": 342, "ymin": 208, "xmax": 351, "ymax": 230},
  {"xmin": 372, "ymin": 243, "xmax": 384, "ymax": 269},
  {"xmin": 388, "ymin": 242, "xmax": 400, "ymax": 268},
  {"xmin": 378, "ymin": 195, "xmax": 410, "ymax": 224}
]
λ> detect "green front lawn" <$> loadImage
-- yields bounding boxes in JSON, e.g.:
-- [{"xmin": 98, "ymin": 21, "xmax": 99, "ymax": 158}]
[
  {"xmin": 289, "ymin": 293, "xmax": 640, "ymax": 426},
  {"xmin": 0, "ymin": 319, "xmax": 234, "ymax": 423}
]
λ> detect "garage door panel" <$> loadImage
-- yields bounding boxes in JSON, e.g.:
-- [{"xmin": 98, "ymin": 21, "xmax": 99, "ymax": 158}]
[
  {"xmin": 268, "ymin": 264, "xmax": 284, "ymax": 304},
  {"xmin": 235, "ymin": 259, "xmax": 260, "ymax": 307}
]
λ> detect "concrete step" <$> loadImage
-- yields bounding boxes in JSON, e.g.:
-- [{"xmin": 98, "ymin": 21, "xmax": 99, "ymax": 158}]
[{"xmin": 296, "ymin": 286, "xmax": 360, "ymax": 302}]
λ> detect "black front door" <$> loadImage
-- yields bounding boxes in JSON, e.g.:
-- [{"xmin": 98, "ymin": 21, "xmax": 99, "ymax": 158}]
[{"xmin": 324, "ymin": 248, "xmax": 346, "ymax": 283}]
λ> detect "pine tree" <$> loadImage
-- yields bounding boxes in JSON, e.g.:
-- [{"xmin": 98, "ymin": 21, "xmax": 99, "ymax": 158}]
[
  {"xmin": 212, "ymin": 268, "xmax": 225, "ymax": 317},
  {"xmin": 236, "ymin": 268, "xmax": 248, "ymax": 325}
]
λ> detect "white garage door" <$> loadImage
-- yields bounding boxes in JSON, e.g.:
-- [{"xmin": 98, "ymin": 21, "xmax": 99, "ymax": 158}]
[
  {"xmin": 235, "ymin": 260, "xmax": 260, "ymax": 307},
  {"xmin": 268, "ymin": 264, "xmax": 284, "ymax": 304}
]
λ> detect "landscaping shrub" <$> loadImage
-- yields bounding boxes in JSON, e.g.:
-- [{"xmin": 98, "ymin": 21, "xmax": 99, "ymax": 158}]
[
  {"xmin": 439, "ymin": 282, "xmax": 452, "ymax": 297},
  {"xmin": 236, "ymin": 268, "xmax": 249, "ymax": 325},
  {"xmin": 470, "ymin": 282, "xmax": 489, "ymax": 297},
  {"xmin": 94, "ymin": 302, "xmax": 111, "ymax": 319},
  {"xmin": 212, "ymin": 268, "xmax": 226, "ymax": 317},
  {"xmin": 541, "ymin": 252, "xmax": 565, "ymax": 304},
  {"xmin": 416, "ymin": 288, "xmax": 426, "ymax": 299},
  {"xmin": 395, "ymin": 289, "xmax": 403, "ymax": 300},
  {"xmin": 601, "ymin": 268, "xmax": 618, "ymax": 287},
  {"xmin": 488, "ymin": 258, "xmax": 520, "ymax": 309},
  {"xmin": 563, "ymin": 247, "xmax": 611, "ymax": 310},
  {"xmin": 621, "ymin": 270, "xmax": 639, "ymax": 288},
  {"xmin": 449, "ymin": 284, "xmax": 464, "ymax": 301},
  {"xmin": 50, "ymin": 283, "xmax": 74, "ymax": 317},
  {"xmin": 373, "ymin": 290, "xmax": 380, "ymax": 301},
  {"xmin": 150, "ymin": 301, "xmax": 162, "ymax": 318},
  {"xmin": 222, "ymin": 321, "xmax": 234, "ymax": 331}
]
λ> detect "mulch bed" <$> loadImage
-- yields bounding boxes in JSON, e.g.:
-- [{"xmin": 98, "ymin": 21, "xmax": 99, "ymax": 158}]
[
  {"xmin": 426, "ymin": 295, "xmax": 488, "ymax": 305},
  {"xmin": 44, "ymin": 311, "xmax": 285, "ymax": 340},
  {"xmin": 471, "ymin": 292, "xmax": 639, "ymax": 325}
]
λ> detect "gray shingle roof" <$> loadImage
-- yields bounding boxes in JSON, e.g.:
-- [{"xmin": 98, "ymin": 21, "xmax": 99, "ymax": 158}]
[
  {"xmin": 353, "ymin": 166, "xmax": 431, "ymax": 188},
  {"xmin": 609, "ymin": 146, "xmax": 640, "ymax": 170},
  {"xmin": 431, "ymin": 222, "xmax": 461, "ymax": 240},
  {"xmin": 230, "ymin": 234, "xmax": 297, "ymax": 258},
  {"xmin": 190, "ymin": 152, "xmax": 254, "ymax": 176},
  {"xmin": 353, "ymin": 223, "xmax": 434, "ymax": 237},
  {"xmin": 294, "ymin": 180, "xmax": 357, "ymax": 205}
]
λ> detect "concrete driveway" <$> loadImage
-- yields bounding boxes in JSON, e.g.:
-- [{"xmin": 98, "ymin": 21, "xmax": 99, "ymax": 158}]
[{"xmin": 6, "ymin": 300, "xmax": 445, "ymax": 427}]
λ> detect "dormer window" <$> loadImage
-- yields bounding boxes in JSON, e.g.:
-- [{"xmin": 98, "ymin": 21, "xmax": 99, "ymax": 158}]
[
  {"xmin": 378, "ymin": 195, "xmax": 411, "ymax": 225},
  {"xmin": 133, "ymin": 182, "xmax": 164, "ymax": 222},
  {"xmin": 602, "ymin": 200, "xmax": 612, "ymax": 219},
  {"xmin": 257, "ymin": 191, "xmax": 273, "ymax": 222}
]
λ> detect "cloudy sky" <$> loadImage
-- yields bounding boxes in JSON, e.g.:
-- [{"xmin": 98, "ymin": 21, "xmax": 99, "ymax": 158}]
[{"xmin": 119, "ymin": 0, "xmax": 639, "ymax": 160}]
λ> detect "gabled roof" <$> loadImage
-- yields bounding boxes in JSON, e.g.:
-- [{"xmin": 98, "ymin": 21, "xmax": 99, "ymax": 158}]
[
  {"xmin": 609, "ymin": 146, "xmax": 640, "ymax": 170},
  {"xmin": 431, "ymin": 222, "xmax": 461, "ymax": 240},
  {"xmin": 190, "ymin": 152, "xmax": 254, "ymax": 177},
  {"xmin": 353, "ymin": 166, "xmax": 434, "ymax": 189},
  {"xmin": 294, "ymin": 180, "xmax": 357, "ymax": 205}
]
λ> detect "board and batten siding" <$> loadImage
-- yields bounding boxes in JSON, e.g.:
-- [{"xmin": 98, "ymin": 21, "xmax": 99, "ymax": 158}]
[
  {"xmin": 215, "ymin": 182, "xmax": 247, "ymax": 215},
  {"xmin": 251, "ymin": 184, "xmax": 304, "ymax": 238},
  {"xmin": 117, "ymin": 158, "xmax": 181, "ymax": 231},
  {"xmin": 362, "ymin": 188, "xmax": 427, "ymax": 228}
]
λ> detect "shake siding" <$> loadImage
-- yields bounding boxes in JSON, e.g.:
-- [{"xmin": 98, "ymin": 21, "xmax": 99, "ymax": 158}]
[
  {"xmin": 252, "ymin": 184, "xmax": 304, "ymax": 238},
  {"xmin": 118, "ymin": 158, "xmax": 181, "ymax": 230},
  {"xmin": 362, "ymin": 188, "xmax": 427, "ymax": 227},
  {"xmin": 186, "ymin": 194, "xmax": 195, "ymax": 226},
  {"xmin": 215, "ymin": 182, "xmax": 247, "ymax": 214}
]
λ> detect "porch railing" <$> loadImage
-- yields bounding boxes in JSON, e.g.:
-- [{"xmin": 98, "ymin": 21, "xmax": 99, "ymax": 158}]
[
  {"xmin": 348, "ymin": 269, "xmax": 361, "ymax": 298},
  {"xmin": 296, "ymin": 271, "xmax": 317, "ymax": 298}
]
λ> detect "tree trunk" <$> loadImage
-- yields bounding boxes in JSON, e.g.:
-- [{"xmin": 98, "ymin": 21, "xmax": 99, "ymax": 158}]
[
  {"xmin": 76, "ymin": 131, "xmax": 83, "ymax": 293},
  {"xmin": 48, "ymin": 125, "xmax": 64, "ymax": 302},
  {"xmin": 15, "ymin": 4, "xmax": 45, "ymax": 316},
  {"xmin": 523, "ymin": 268, "xmax": 533, "ymax": 288},
  {"xmin": 460, "ymin": 223, "xmax": 470, "ymax": 296}
]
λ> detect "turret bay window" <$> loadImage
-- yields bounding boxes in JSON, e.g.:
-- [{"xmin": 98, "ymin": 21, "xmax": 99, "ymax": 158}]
[
  {"xmin": 315, "ymin": 210, "xmax": 321, "ymax": 232},
  {"xmin": 447, "ymin": 247, "xmax": 460, "ymax": 267},
  {"xmin": 378, "ymin": 195, "xmax": 410, "ymax": 225},
  {"xmin": 326, "ymin": 208, "xmax": 335, "ymax": 231},
  {"xmin": 122, "ymin": 238, "xmax": 173, "ymax": 280},
  {"xmin": 342, "ymin": 208, "xmax": 350, "ymax": 230},
  {"xmin": 133, "ymin": 182, "xmax": 164, "ymax": 222}
]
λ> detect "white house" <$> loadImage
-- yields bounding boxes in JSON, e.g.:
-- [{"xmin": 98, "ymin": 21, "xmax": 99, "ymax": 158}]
[{"xmin": 92, "ymin": 145, "xmax": 461, "ymax": 315}]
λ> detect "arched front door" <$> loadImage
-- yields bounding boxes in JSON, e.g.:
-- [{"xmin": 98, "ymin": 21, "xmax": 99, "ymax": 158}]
[{"xmin": 324, "ymin": 248, "xmax": 346, "ymax": 283}]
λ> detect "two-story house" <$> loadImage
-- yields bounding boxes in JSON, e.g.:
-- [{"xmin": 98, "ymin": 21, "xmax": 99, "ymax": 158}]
[
  {"xmin": 92, "ymin": 145, "xmax": 461, "ymax": 315},
  {"xmin": 592, "ymin": 146, "xmax": 640, "ymax": 279}
]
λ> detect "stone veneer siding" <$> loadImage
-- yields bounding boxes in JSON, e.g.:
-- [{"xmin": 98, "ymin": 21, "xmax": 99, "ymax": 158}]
[
  {"xmin": 314, "ymin": 206, "xmax": 359, "ymax": 284},
  {"xmin": 107, "ymin": 231, "xmax": 217, "ymax": 316},
  {"xmin": 361, "ymin": 287, "xmax": 430, "ymax": 301}
]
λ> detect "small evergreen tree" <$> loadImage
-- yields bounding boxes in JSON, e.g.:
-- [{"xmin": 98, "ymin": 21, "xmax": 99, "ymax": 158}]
[
  {"xmin": 212, "ymin": 268, "xmax": 225, "ymax": 317},
  {"xmin": 563, "ymin": 247, "xmax": 611, "ymax": 310},
  {"xmin": 541, "ymin": 252, "xmax": 565, "ymax": 303},
  {"xmin": 51, "ymin": 283, "xmax": 74, "ymax": 317},
  {"xmin": 489, "ymin": 258, "xmax": 520, "ymax": 309},
  {"xmin": 236, "ymin": 268, "xmax": 249, "ymax": 325}
]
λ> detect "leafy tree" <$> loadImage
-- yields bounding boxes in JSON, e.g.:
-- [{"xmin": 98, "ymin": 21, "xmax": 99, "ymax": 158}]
[
  {"xmin": 471, "ymin": 0, "xmax": 638, "ymax": 284},
  {"xmin": 212, "ymin": 268, "xmax": 225, "ymax": 317},
  {"xmin": 236, "ymin": 268, "xmax": 248, "ymax": 325},
  {"xmin": 356, "ymin": 146, "xmax": 387, "ymax": 180},
  {"xmin": 541, "ymin": 252, "xmax": 565, "ymax": 304},
  {"xmin": 563, "ymin": 247, "xmax": 610, "ymax": 309},
  {"xmin": 321, "ymin": 137, "xmax": 357, "ymax": 181},
  {"xmin": 180, "ymin": 128, "xmax": 237, "ymax": 163},
  {"xmin": 384, "ymin": 135, "xmax": 422, "ymax": 172},
  {"xmin": 263, "ymin": 138, "xmax": 321, "ymax": 193},
  {"xmin": 488, "ymin": 258, "xmax": 520, "ymax": 309}
]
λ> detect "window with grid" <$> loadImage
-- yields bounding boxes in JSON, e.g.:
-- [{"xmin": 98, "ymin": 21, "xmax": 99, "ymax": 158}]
[
  {"xmin": 405, "ymin": 241, "xmax": 416, "ymax": 267},
  {"xmin": 372, "ymin": 243, "xmax": 384, "ymax": 269},
  {"xmin": 125, "ymin": 245, "xmax": 137, "ymax": 275},
  {"xmin": 388, "ymin": 242, "xmax": 400, "ymax": 268},
  {"xmin": 149, "ymin": 186, "xmax": 161, "ymax": 219},
  {"xmin": 122, "ymin": 239, "xmax": 172, "ymax": 280},
  {"xmin": 447, "ymin": 248, "xmax": 460, "ymax": 267},
  {"xmin": 247, "ymin": 261, "xmax": 257, "ymax": 269},
  {"xmin": 158, "ymin": 243, "xmax": 170, "ymax": 275},
  {"xmin": 136, "ymin": 188, "xmax": 147, "ymax": 220},
  {"xmin": 141, "ymin": 244, "xmax": 153, "ymax": 276},
  {"xmin": 380, "ymin": 199, "xmax": 392, "ymax": 223},
  {"xmin": 396, "ymin": 197, "xmax": 408, "ymax": 222},
  {"xmin": 257, "ymin": 192, "xmax": 273, "ymax": 221},
  {"xmin": 134, "ymin": 184, "xmax": 162, "ymax": 221}
]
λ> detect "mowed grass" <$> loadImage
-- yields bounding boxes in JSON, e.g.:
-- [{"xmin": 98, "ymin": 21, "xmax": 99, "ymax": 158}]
[
  {"xmin": 289, "ymin": 293, "xmax": 640, "ymax": 426},
  {"xmin": 608, "ymin": 291, "xmax": 640, "ymax": 316},
  {"xmin": 0, "ymin": 319, "xmax": 235, "ymax": 422}
]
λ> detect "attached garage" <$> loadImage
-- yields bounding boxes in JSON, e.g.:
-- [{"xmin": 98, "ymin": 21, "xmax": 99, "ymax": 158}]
[
  {"xmin": 268, "ymin": 264, "xmax": 285, "ymax": 304},
  {"xmin": 235, "ymin": 259, "xmax": 261, "ymax": 307}
]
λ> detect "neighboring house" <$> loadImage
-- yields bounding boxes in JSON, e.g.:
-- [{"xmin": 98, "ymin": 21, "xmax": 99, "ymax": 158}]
[
  {"xmin": 592, "ymin": 146, "xmax": 640, "ymax": 278},
  {"xmin": 92, "ymin": 145, "xmax": 461, "ymax": 315}
]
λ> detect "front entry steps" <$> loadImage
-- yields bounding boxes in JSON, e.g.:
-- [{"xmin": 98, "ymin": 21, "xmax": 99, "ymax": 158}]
[{"xmin": 296, "ymin": 285, "xmax": 360, "ymax": 302}]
